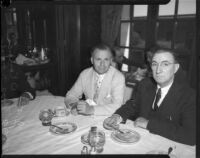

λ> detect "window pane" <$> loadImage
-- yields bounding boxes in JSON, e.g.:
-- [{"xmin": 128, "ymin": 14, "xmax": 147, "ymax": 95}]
[
  {"xmin": 120, "ymin": 22, "xmax": 130, "ymax": 47},
  {"xmin": 133, "ymin": 5, "xmax": 148, "ymax": 17},
  {"xmin": 159, "ymin": 0, "xmax": 175, "ymax": 16},
  {"xmin": 130, "ymin": 21, "xmax": 146, "ymax": 48},
  {"xmin": 156, "ymin": 20, "xmax": 174, "ymax": 48},
  {"xmin": 178, "ymin": 0, "xmax": 196, "ymax": 15},
  {"xmin": 174, "ymin": 19, "xmax": 195, "ymax": 71},
  {"xmin": 13, "ymin": 13, "xmax": 17, "ymax": 25},
  {"xmin": 121, "ymin": 48, "xmax": 129, "ymax": 72},
  {"xmin": 121, "ymin": 5, "xmax": 130, "ymax": 20},
  {"xmin": 175, "ymin": 19, "xmax": 195, "ymax": 50}
]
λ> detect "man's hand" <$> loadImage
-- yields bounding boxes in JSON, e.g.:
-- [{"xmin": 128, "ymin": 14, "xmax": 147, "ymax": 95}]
[
  {"xmin": 76, "ymin": 101, "xmax": 94, "ymax": 115},
  {"xmin": 134, "ymin": 117, "xmax": 149, "ymax": 129},
  {"xmin": 18, "ymin": 93, "xmax": 30, "ymax": 106},
  {"xmin": 71, "ymin": 107, "xmax": 78, "ymax": 115},
  {"xmin": 70, "ymin": 102, "xmax": 78, "ymax": 116},
  {"xmin": 103, "ymin": 114, "xmax": 121, "ymax": 130},
  {"xmin": 67, "ymin": 102, "xmax": 78, "ymax": 109}
]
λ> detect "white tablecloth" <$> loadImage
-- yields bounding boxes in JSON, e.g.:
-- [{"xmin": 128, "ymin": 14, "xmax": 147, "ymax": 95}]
[{"xmin": 2, "ymin": 96, "xmax": 196, "ymax": 157}]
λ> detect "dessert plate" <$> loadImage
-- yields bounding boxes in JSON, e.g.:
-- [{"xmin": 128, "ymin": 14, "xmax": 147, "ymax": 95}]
[
  {"xmin": 111, "ymin": 129, "xmax": 140, "ymax": 144},
  {"xmin": 49, "ymin": 122, "xmax": 77, "ymax": 135},
  {"xmin": 146, "ymin": 150, "xmax": 177, "ymax": 158}
]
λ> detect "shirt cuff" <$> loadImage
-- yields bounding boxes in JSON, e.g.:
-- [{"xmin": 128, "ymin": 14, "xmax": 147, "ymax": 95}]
[
  {"xmin": 112, "ymin": 114, "xmax": 123, "ymax": 124},
  {"xmin": 24, "ymin": 92, "xmax": 33, "ymax": 99}
]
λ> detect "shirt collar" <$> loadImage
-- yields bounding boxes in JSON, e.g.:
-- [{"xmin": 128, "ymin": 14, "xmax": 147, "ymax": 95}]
[
  {"xmin": 96, "ymin": 73, "xmax": 105, "ymax": 80},
  {"xmin": 157, "ymin": 80, "xmax": 173, "ymax": 93}
]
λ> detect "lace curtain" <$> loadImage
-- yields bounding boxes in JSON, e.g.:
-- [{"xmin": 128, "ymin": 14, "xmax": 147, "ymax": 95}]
[{"xmin": 101, "ymin": 5, "xmax": 122, "ymax": 47}]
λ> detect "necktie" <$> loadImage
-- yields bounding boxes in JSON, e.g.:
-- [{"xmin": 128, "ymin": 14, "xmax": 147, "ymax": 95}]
[
  {"xmin": 93, "ymin": 76, "xmax": 103, "ymax": 103},
  {"xmin": 153, "ymin": 88, "xmax": 161, "ymax": 111}
]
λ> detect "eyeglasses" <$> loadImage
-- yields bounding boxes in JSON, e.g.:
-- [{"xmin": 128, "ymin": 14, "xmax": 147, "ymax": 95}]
[{"xmin": 151, "ymin": 61, "xmax": 175, "ymax": 69}]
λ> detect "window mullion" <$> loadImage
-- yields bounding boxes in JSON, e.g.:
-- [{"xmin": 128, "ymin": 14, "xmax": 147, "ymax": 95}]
[{"xmin": 172, "ymin": 0, "xmax": 179, "ymax": 49}]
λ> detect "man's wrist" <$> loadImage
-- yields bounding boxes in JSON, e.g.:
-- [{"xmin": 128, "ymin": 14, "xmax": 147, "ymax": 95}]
[
  {"xmin": 21, "ymin": 92, "xmax": 32, "ymax": 99},
  {"xmin": 89, "ymin": 106, "xmax": 95, "ymax": 115}
]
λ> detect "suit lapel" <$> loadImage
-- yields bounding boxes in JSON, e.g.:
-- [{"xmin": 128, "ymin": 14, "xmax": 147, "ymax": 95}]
[
  {"xmin": 158, "ymin": 80, "xmax": 180, "ymax": 113},
  {"xmin": 87, "ymin": 69, "xmax": 97, "ymax": 99},
  {"xmin": 141, "ymin": 79, "xmax": 157, "ymax": 117},
  {"xmin": 98, "ymin": 68, "xmax": 112, "ymax": 99}
]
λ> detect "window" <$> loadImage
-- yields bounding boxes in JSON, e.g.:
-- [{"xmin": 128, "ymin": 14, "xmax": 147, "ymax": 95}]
[
  {"xmin": 156, "ymin": 0, "xmax": 196, "ymax": 50},
  {"xmin": 4, "ymin": 8, "xmax": 18, "ymax": 41},
  {"xmin": 119, "ymin": 0, "xmax": 196, "ymax": 72},
  {"xmin": 120, "ymin": 5, "xmax": 148, "ymax": 71}
]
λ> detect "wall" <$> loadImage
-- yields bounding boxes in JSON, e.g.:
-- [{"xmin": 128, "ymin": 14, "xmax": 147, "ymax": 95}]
[{"xmin": 55, "ymin": 5, "xmax": 101, "ymax": 96}]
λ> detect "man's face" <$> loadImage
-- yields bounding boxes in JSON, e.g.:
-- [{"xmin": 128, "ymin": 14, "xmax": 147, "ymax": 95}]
[
  {"xmin": 115, "ymin": 49, "xmax": 124, "ymax": 63},
  {"xmin": 146, "ymin": 51, "xmax": 153, "ymax": 63},
  {"xmin": 91, "ymin": 49, "xmax": 112, "ymax": 74},
  {"xmin": 151, "ymin": 52, "xmax": 179, "ymax": 88}
]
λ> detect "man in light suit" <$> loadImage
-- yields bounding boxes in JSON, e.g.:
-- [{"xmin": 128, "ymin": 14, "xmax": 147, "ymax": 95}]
[
  {"xmin": 104, "ymin": 47, "xmax": 196, "ymax": 145},
  {"xmin": 64, "ymin": 44, "xmax": 125, "ymax": 116}
]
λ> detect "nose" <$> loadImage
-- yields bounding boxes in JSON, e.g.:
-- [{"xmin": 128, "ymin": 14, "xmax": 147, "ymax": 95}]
[
  {"xmin": 156, "ymin": 64, "xmax": 162, "ymax": 74},
  {"xmin": 100, "ymin": 60, "xmax": 105, "ymax": 66}
]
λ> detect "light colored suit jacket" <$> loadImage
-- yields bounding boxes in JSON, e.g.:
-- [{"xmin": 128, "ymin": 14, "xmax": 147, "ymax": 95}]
[{"xmin": 65, "ymin": 66, "xmax": 125, "ymax": 116}]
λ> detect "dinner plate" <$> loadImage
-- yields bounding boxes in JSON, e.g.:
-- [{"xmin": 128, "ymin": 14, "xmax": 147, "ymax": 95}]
[
  {"xmin": 1, "ymin": 99, "xmax": 14, "ymax": 107},
  {"xmin": 81, "ymin": 132, "xmax": 89, "ymax": 145},
  {"xmin": 49, "ymin": 122, "xmax": 77, "ymax": 135},
  {"xmin": 146, "ymin": 150, "xmax": 177, "ymax": 158},
  {"xmin": 111, "ymin": 129, "xmax": 140, "ymax": 144}
]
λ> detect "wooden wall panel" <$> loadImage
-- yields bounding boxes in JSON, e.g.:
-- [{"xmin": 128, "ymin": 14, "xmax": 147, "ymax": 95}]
[{"xmin": 55, "ymin": 5, "xmax": 101, "ymax": 96}]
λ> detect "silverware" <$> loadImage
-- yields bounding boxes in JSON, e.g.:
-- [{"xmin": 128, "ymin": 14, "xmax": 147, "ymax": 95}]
[
  {"xmin": 168, "ymin": 147, "xmax": 173, "ymax": 155},
  {"xmin": 111, "ymin": 125, "xmax": 125, "ymax": 134},
  {"xmin": 51, "ymin": 124, "xmax": 64, "ymax": 131}
]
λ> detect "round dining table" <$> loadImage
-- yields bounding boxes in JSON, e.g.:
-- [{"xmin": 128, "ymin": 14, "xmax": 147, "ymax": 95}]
[{"xmin": 1, "ymin": 95, "xmax": 196, "ymax": 157}]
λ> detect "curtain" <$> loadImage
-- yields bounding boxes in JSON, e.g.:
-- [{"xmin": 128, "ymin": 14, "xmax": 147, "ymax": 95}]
[{"xmin": 101, "ymin": 5, "xmax": 122, "ymax": 47}]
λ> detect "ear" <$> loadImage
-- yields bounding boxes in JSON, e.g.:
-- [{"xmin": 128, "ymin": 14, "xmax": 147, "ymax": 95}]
[
  {"xmin": 90, "ymin": 57, "xmax": 93, "ymax": 65},
  {"xmin": 174, "ymin": 63, "xmax": 180, "ymax": 73}
]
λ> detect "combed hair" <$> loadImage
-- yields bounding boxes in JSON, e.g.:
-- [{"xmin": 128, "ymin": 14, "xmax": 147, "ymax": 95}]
[
  {"xmin": 90, "ymin": 43, "xmax": 112, "ymax": 57},
  {"xmin": 151, "ymin": 46, "xmax": 179, "ymax": 63}
]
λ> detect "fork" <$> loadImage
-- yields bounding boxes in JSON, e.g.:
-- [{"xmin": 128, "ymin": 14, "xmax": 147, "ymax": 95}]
[{"xmin": 111, "ymin": 124, "xmax": 125, "ymax": 134}]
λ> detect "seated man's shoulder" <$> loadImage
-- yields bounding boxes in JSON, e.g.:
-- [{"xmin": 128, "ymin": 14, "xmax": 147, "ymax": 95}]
[
  {"xmin": 80, "ymin": 67, "xmax": 93, "ymax": 75},
  {"xmin": 112, "ymin": 69, "xmax": 125, "ymax": 82},
  {"xmin": 178, "ymin": 82, "xmax": 196, "ymax": 97},
  {"xmin": 111, "ymin": 66, "xmax": 124, "ymax": 77},
  {"xmin": 139, "ymin": 77, "xmax": 154, "ymax": 85}
]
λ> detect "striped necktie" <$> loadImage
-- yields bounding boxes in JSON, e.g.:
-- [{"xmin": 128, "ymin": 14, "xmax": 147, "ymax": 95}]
[{"xmin": 153, "ymin": 88, "xmax": 161, "ymax": 111}]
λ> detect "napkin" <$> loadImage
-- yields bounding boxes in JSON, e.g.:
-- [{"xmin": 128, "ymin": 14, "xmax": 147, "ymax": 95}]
[
  {"xmin": 86, "ymin": 99, "xmax": 97, "ymax": 106},
  {"xmin": 15, "ymin": 54, "xmax": 35, "ymax": 65}
]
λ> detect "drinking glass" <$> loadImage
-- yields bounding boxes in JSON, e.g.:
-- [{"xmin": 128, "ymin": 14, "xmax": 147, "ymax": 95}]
[
  {"xmin": 88, "ymin": 128, "xmax": 106, "ymax": 153},
  {"xmin": 39, "ymin": 109, "xmax": 54, "ymax": 126}
]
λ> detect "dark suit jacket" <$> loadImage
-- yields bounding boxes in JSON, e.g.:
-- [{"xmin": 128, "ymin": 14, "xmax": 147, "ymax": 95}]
[
  {"xmin": 1, "ymin": 62, "xmax": 36, "ymax": 99},
  {"xmin": 115, "ymin": 75, "xmax": 196, "ymax": 145}
]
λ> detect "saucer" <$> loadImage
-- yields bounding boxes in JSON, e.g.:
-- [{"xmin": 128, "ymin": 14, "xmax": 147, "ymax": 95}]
[
  {"xmin": 49, "ymin": 122, "xmax": 77, "ymax": 135},
  {"xmin": 81, "ymin": 132, "xmax": 89, "ymax": 145},
  {"xmin": 111, "ymin": 129, "xmax": 140, "ymax": 144}
]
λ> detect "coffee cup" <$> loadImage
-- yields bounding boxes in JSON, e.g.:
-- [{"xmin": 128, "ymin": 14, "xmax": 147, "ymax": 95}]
[{"xmin": 55, "ymin": 106, "xmax": 68, "ymax": 117}]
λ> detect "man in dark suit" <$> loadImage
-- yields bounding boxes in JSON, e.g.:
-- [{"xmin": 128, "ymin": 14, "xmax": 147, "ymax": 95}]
[
  {"xmin": 103, "ymin": 47, "xmax": 196, "ymax": 146},
  {"xmin": 1, "ymin": 59, "xmax": 36, "ymax": 106}
]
